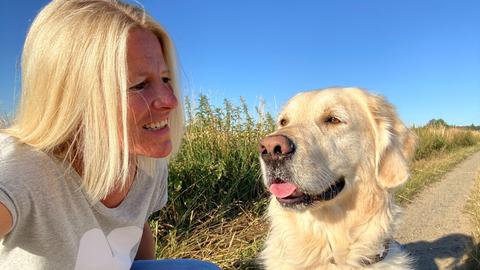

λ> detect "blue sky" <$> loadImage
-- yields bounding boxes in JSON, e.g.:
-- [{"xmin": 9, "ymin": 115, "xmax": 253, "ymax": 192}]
[{"xmin": 1, "ymin": 0, "xmax": 479, "ymax": 126}]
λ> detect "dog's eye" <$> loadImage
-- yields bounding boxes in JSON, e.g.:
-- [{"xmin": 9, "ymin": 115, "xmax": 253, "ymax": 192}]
[
  {"xmin": 279, "ymin": 118, "xmax": 288, "ymax": 126},
  {"xmin": 326, "ymin": 116, "xmax": 342, "ymax": 124}
]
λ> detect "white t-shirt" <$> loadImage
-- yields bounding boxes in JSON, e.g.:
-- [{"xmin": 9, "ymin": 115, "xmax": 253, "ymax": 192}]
[{"xmin": 0, "ymin": 134, "xmax": 168, "ymax": 270}]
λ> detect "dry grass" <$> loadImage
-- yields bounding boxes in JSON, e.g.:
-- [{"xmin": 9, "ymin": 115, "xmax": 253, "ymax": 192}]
[
  {"xmin": 414, "ymin": 126, "xmax": 480, "ymax": 160},
  {"xmin": 151, "ymin": 202, "xmax": 268, "ymax": 269},
  {"xmin": 466, "ymin": 173, "xmax": 480, "ymax": 267},
  {"xmin": 396, "ymin": 126, "xmax": 480, "ymax": 204},
  {"xmin": 396, "ymin": 144, "xmax": 480, "ymax": 205}
]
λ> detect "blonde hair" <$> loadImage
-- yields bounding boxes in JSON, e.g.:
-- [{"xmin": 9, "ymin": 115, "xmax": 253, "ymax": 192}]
[{"xmin": 2, "ymin": 0, "xmax": 184, "ymax": 201}]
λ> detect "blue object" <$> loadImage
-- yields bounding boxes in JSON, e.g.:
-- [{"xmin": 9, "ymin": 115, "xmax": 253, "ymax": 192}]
[{"xmin": 130, "ymin": 259, "xmax": 222, "ymax": 270}]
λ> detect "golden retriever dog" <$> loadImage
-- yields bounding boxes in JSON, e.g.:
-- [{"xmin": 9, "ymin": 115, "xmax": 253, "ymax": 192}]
[{"xmin": 259, "ymin": 88, "xmax": 416, "ymax": 270}]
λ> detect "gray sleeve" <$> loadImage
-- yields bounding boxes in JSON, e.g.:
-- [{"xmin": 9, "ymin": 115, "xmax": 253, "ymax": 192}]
[
  {"xmin": 0, "ymin": 185, "xmax": 17, "ymax": 229},
  {"xmin": 0, "ymin": 136, "xmax": 37, "ymax": 234},
  {"xmin": 0, "ymin": 175, "xmax": 34, "ymax": 234}
]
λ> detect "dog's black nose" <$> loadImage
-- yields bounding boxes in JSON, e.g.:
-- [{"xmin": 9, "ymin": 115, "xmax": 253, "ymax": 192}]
[{"xmin": 259, "ymin": 135, "xmax": 295, "ymax": 160}]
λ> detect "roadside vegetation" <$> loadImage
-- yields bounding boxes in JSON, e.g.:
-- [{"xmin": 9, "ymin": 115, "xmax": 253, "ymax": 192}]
[
  {"xmin": 396, "ymin": 126, "xmax": 480, "ymax": 204},
  {"xmin": 151, "ymin": 95, "xmax": 480, "ymax": 269},
  {"xmin": 152, "ymin": 95, "xmax": 274, "ymax": 267},
  {"xmin": 466, "ymin": 174, "xmax": 480, "ymax": 267}
]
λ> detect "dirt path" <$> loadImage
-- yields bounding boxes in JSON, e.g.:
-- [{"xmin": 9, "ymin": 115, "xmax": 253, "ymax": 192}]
[{"xmin": 395, "ymin": 151, "xmax": 480, "ymax": 270}]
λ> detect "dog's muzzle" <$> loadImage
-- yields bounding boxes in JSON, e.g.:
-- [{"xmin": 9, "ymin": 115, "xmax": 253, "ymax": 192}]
[
  {"xmin": 259, "ymin": 134, "xmax": 295, "ymax": 162},
  {"xmin": 260, "ymin": 134, "xmax": 346, "ymax": 209}
]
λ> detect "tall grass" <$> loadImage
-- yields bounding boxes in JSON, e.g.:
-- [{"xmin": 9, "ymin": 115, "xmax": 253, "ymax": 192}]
[
  {"xmin": 153, "ymin": 95, "xmax": 275, "ymax": 265},
  {"xmin": 156, "ymin": 95, "xmax": 275, "ymax": 232},
  {"xmin": 395, "ymin": 127, "xmax": 480, "ymax": 203},
  {"xmin": 414, "ymin": 126, "xmax": 479, "ymax": 160},
  {"xmin": 466, "ymin": 174, "xmax": 480, "ymax": 268}
]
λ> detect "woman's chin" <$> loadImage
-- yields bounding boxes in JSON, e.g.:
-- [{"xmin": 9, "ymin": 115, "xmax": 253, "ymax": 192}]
[{"xmin": 132, "ymin": 142, "xmax": 172, "ymax": 158}]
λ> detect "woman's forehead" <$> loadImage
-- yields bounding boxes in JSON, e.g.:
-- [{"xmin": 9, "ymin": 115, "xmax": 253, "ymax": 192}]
[{"xmin": 127, "ymin": 28, "xmax": 166, "ymax": 75}]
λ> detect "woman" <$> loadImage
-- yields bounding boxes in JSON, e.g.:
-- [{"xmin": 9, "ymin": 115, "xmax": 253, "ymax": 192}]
[{"xmin": 0, "ymin": 0, "xmax": 220, "ymax": 269}]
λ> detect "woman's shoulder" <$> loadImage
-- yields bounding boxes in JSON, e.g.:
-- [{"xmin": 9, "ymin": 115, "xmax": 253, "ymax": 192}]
[
  {"xmin": 1, "ymin": 133, "xmax": 29, "ymax": 163},
  {"xmin": 0, "ymin": 133, "xmax": 41, "ymax": 163},
  {"xmin": 0, "ymin": 133, "xmax": 56, "ymax": 185},
  {"xmin": 0, "ymin": 133, "xmax": 18, "ymax": 151}
]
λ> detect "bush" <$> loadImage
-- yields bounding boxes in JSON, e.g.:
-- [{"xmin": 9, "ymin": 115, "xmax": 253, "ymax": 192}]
[
  {"xmin": 414, "ymin": 126, "xmax": 480, "ymax": 160},
  {"xmin": 452, "ymin": 131, "xmax": 477, "ymax": 148}
]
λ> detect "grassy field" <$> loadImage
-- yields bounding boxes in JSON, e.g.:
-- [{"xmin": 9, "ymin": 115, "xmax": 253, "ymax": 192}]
[
  {"xmin": 466, "ymin": 174, "xmax": 480, "ymax": 267},
  {"xmin": 150, "ymin": 96, "xmax": 480, "ymax": 269}
]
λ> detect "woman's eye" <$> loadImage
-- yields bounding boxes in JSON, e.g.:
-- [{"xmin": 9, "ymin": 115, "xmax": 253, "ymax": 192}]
[
  {"xmin": 129, "ymin": 81, "xmax": 148, "ymax": 91},
  {"xmin": 326, "ymin": 116, "xmax": 341, "ymax": 124},
  {"xmin": 162, "ymin": 77, "xmax": 171, "ymax": 84}
]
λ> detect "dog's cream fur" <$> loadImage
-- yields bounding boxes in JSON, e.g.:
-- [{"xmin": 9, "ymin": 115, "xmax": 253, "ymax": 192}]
[{"xmin": 260, "ymin": 88, "xmax": 416, "ymax": 270}]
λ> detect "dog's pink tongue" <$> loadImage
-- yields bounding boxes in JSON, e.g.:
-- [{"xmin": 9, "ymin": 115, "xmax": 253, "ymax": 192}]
[{"xmin": 269, "ymin": 182, "xmax": 297, "ymax": 198}]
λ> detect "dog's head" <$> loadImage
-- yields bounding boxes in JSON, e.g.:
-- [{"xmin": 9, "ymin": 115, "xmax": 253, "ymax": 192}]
[{"xmin": 259, "ymin": 88, "xmax": 416, "ymax": 210}]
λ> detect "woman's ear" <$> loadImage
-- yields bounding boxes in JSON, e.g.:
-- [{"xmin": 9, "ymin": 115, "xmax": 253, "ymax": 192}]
[{"xmin": 367, "ymin": 93, "xmax": 417, "ymax": 190}]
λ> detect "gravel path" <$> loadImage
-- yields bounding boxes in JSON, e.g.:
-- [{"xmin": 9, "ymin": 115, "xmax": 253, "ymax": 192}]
[{"xmin": 395, "ymin": 151, "xmax": 480, "ymax": 270}]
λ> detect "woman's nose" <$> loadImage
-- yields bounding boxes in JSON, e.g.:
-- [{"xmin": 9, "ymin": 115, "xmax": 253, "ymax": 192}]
[{"xmin": 151, "ymin": 85, "xmax": 178, "ymax": 111}]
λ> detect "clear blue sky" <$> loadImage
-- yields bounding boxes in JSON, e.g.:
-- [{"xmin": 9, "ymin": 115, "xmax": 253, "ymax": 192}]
[{"xmin": 1, "ymin": 0, "xmax": 479, "ymax": 126}]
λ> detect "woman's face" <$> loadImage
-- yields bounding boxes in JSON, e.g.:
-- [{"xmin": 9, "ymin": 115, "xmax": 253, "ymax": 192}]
[{"xmin": 125, "ymin": 28, "xmax": 178, "ymax": 158}]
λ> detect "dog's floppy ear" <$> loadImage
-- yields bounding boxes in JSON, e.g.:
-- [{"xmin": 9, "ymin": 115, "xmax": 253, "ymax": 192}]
[{"xmin": 367, "ymin": 93, "xmax": 417, "ymax": 190}]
